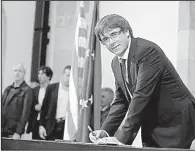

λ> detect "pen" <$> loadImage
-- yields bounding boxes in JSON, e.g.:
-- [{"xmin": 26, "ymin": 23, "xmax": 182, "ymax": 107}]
[{"xmin": 88, "ymin": 126, "xmax": 97, "ymax": 138}]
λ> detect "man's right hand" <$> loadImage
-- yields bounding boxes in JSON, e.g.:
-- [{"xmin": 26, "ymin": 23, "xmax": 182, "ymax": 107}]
[
  {"xmin": 39, "ymin": 126, "xmax": 47, "ymax": 139},
  {"xmin": 89, "ymin": 130, "xmax": 109, "ymax": 143}
]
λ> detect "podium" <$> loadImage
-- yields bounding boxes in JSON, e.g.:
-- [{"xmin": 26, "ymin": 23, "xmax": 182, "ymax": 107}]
[{"xmin": 2, "ymin": 138, "xmax": 188, "ymax": 151}]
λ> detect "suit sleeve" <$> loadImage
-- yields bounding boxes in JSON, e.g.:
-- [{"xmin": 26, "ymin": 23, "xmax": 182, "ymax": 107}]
[
  {"xmin": 116, "ymin": 47, "xmax": 163, "ymax": 144},
  {"xmin": 16, "ymin": 88, "xmax": 33, "ymax": 135},
  {"xmin": 101, "ymin": 61, "xmax": 129, "ymax": 136},
  {"xmin": 26, "ymin": 88, "xmax": 36, "ymax": 133}
]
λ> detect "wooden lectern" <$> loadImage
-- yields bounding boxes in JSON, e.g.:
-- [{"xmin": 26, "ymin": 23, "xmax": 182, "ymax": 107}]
[{"xmin": 2, "ymin": 138, "xmax": 189, "ymax": 151}]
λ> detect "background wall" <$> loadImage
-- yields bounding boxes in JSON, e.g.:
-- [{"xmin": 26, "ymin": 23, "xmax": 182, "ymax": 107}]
[
  {"xmin": 2, "ymin": 3, "xmax": 7, "ymax": 83},
  {"xmin": 46, "ymin": 1, "xmax": 78, "ymax": 83},
  {"xmin": 2, "ymin": 1, "xmax": 36, "ymax": 91}
]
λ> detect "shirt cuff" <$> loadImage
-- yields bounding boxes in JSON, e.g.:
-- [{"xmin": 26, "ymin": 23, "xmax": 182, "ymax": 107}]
[{"xmin": 103, "ymin": 130, "xmax": 110, "ymax": 137}]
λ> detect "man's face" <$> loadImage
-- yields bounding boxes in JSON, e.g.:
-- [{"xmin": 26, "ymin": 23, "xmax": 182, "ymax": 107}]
[
  {"xmin": 99, "ymin": 27, "xmax": 130, "ymax": 57},
  {"xmin": 13, "ymin": 64, "xmax": 25, "ymax": 82},
  {"xmin": 101, "ymin": 91, "xmax": 113, "ymax": 108},
  {"xmin": 62, "ymin": 69, "xmax": 71, "ymax": 88},
  {"xmin": 38, "ymin": 70, "xmax": 50, "ymax": 84}
]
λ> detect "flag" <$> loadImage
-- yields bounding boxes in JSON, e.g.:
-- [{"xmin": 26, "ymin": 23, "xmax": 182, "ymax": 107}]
[
  {"xmin": 63, "ymin": 1, "xmax": 101, "ymax": 142},
  {"xmin": 90, "ymin": 1, "xmax": 101, "ymax": 131}
]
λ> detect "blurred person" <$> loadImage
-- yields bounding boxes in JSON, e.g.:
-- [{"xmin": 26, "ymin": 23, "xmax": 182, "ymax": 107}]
[
  {"xmin": 2, "ymin": 63, "xmax": 33, "ymax": 139},
  {"xmin": 100, "ymin": 87, "xmax": 114, "ymax": 126},
  {"xmin": 39, "ymin": 65, "xmax": 71, "ymax": 140},
  {"xmin": 26, "ymin": 66, "xmax": 53, "ymax": 140},
  {"xmin": 89, "ymin": 14, "xmax": 195, "ymax": 149}
]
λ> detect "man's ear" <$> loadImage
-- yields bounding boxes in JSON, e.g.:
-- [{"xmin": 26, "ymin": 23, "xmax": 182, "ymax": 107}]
[{"xmin": 126, "ymin": 30, "xmax": 130, "ymax": 37}]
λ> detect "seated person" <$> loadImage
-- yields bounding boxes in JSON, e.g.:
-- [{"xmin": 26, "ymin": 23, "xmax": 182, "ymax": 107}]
[{"xmin": 100, "ymin": 87, "xmax": 114, "ymax": 126}]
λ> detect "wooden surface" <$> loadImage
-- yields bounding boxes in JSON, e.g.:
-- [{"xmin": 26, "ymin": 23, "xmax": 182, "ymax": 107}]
[{"xmin": 2, "ymin": 138, "xmax": 192, "ymax": 151}]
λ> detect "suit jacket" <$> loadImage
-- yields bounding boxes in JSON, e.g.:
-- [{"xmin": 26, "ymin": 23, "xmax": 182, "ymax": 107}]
[
  {"xmin": 39, "ymin": 83, "xmax": 60, "ymax": 136},
  {"xmin": 2, "ymin": 81, "xmax": 33, "ymax": 135},
  {"xmin": 26, "ymin": 86, "xmax": 41, "ymax": 133},
  {"xmin": 101, "ymin": 37, "xmax": 195, "ymax": 148},
  {"xmin": 101, "ymin": 106, "xmax": 111, "ymax": 127}
]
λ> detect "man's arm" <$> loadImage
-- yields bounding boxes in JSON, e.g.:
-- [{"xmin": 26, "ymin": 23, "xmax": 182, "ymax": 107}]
[
  {"xmin": 26, "ymin": 88, "xmax": 36, "ymax": 133},
  {"xmin": 39, "ymin": 85, "xmax": 52, "ymax": 139},
  {"xmin": 101, "ymin": 61, "xmax": 129, "ymax": 136},
  {"xmin": 39, "ymin": 85, "xmax": 51, "ymax": 127},
  {"xmin": 116, "ymin": 47, "xmax": 163, "ymax": 145},
  {"xmin": 15, "ymin": 88, "xmax": 33, "ymax": 135}
]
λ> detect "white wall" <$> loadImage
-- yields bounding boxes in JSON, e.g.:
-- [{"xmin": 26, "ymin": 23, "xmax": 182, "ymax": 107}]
[
  {"xmin": 46, "ymin": 1, "xmax": 78, "ymax": 83},
  {"xmin": 1, "ymin": 3, "xmax": 6, "ymax": 77},
  {"xmin": 1, "ymin": 3, "xmax": 6, "ymax": 93},
  {"xmin": 2, "ymin": 1, "xmax": 36, "ymax": 91},
  {"xmin": 100, "ymin": 1, "xmax": 179, "ymax": 91}
]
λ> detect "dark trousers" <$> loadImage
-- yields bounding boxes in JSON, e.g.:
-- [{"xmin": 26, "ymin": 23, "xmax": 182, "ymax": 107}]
[
  {"xmin": 143, "ymin": 138, "xmax": 160, "ymax": 148},
  {"xmin": 32, "ymin": 120, "xmax": 42, "ymax": 140},
  {"xmin": 46, "ymin": 120, "xmax": 65, "ymax": 141}
]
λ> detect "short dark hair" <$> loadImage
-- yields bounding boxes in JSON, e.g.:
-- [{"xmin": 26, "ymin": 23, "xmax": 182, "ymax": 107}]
[
  {"xmin": 63, "ymin": 65, "xmax": 71, "ymax": 73},
  {"xmin": 38, "ymin": 66, "xmax": 53, "ymax": 80},
  {"xmin": 94, "ymin": 14, "xmax": 133, "ymax": 41}
]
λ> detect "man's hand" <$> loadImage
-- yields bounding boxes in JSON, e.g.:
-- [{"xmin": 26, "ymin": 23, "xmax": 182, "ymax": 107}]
[
  {"xmin": 39, "ymin": 126, "xmax": 47, "ymax": 139},
  {"xmin": 89, "ymin": 130, "xmax": 108, "ymax": 143},
  {"xmin": 35, "ymin": 104, "xmax": 42, "ymax": 111},
  {"xmin": 12, "ymin": 133, "xmax": 21, "ymax": 139}
]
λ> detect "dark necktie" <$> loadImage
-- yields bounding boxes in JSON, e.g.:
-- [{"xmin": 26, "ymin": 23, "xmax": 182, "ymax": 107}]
[
  {"xmin": 120, "ymin": 59, "xmax": 128, "ymax": 83},
  {"xmin": 120, "ymin": 58, "xmax": 133, "ymax": 98}
]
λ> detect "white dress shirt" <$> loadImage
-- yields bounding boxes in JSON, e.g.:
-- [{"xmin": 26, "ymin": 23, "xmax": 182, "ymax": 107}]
[
  {"xmin": 37, "ymin": 87, "xmax": 46, "ymax": 120},
  {"xmin": 55, "ymin": 82, "xmax": 69, "ymax": 119}
]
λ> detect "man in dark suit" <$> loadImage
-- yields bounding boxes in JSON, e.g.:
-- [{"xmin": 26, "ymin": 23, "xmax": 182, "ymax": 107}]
[
  {"xmin": 39, "ymin": 65, "xmax": 71, "ymax": 140},
  {"xmin": 100, "ymin": 87, "xmax": 114, "ymax": 126},
  {"xmin": 89, "ymin": 14, "xmax": 195, "ymax": 149},
  {"xmin": 26, "ymin": 66, "xmax": 53, "ymax": 140},
  {"xmin": 2, "ymin": 63, "xmax": 33, "ymax": 139}
]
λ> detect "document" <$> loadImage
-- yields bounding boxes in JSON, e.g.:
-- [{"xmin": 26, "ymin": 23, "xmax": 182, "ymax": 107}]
[{"xmin": 93, "ymin": 137, "xmax": 125, "ymax": 146}]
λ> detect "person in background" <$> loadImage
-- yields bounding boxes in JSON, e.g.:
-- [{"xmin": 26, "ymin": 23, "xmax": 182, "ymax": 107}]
[
  {"xmin": 2, "ymin": 63, "xmax": 33, "ymax": 139},
  {"xmin": 89, "ymin": 14, "xmax": 195, "ymax": 149},
  {"xmin": 39, "ymin": 65, "xmax": 71, "ymax": 140},
  {"xmin": 26, "ymin": 66, "xmax": 53, "ymax": 140},
  {"xmin": 100, "ymin": 87, "xmax": 114, "ymax": 126}
]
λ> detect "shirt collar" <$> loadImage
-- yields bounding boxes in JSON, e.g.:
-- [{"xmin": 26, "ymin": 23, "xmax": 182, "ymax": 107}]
[{"xmin": 118, "ymin": 38, "xmax": 131, "ymax": 61}]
